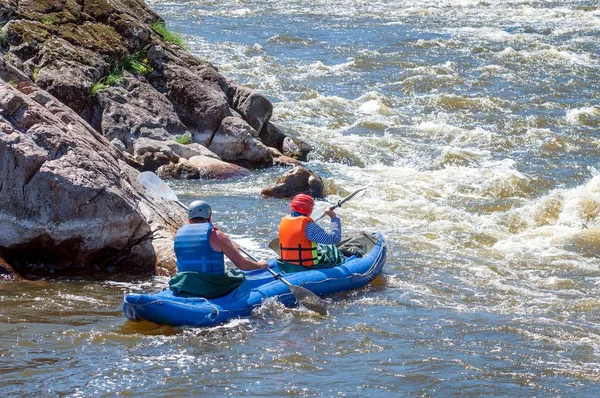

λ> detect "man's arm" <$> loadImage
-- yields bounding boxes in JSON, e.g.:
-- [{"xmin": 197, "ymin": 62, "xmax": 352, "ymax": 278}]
[
  {"xmin": 210, "ymin": 230, "xmax": 268, "ymax": 271},
  {"xmin": 305, "ymin": 206, "xmax": 341, "ymax": 245}
]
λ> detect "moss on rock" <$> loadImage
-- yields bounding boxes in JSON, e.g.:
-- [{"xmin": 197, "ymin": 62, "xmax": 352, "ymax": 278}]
[
  {"xmin": 16, "ymin": 0, "xmax": 79, "ymax": 24},
  {"xmin": 58, "ymin": 22, "xmax": 128, "ymax": 59},
  {"xmin": 82, "ymin": 0, "xmax": 115, "ymax": 21},
  {"xmin": 5, "ymin": 20, "xmax": 53, "ymax": 45}
]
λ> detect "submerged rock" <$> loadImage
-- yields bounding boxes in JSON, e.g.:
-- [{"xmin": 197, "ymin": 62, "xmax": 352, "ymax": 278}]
[
  {"xmin": 261, "ymin": 165, "xmax": 324, "ymax": 198},
  {"xmin": 560, "ymin": 227, "xmax": 600, "ymax": 258}
]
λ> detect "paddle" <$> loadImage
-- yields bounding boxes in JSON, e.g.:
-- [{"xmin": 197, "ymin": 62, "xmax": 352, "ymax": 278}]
[
  {"xmin": 236, "ymin": 247, "xmax": 327, "ymax": 315},
  {"xmin": 137, "ymin": 171, "xmax": 328, "ymax": 315},
  {"xmin": 268, "ymin": 187, "xmax": 367, "ymax": 256},
  {"xmin": 312, "ymin": 187, "xmax": 367, "ymax": 222}
]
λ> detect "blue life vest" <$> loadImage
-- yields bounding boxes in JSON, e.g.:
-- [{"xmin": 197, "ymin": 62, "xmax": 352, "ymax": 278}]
[{"xmin": 174, "ymin": 223, "xmax": 225, "ymax": 274}]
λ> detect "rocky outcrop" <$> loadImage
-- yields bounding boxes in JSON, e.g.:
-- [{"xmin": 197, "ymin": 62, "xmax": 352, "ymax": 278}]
[
  {"xmin": 0, "ymin": 0, "xmax": 313, "ymax": 173},
  {"xmin": 158, "ymin": 155, "xmax": 248, "ymax": 180},
  {"xmin": 227, "ymin": 82, "xmax": 273, "ymax": 133},
  {"xmin": 131, "ymin": 137, "xmax": 221, "ymax": 171},
  {"xmin": 0, "ymin": 256, "xmax": 20, "ymax": 280},
  {"xmin": 261, "ymin": 165, "xmax": 325, "ymax": 198},
  {"xmin": 0, "ymin": 72, "xmax": 186, "ymax": 279},
  {"xmin": 133, "ymin": 137, "xmax": 181, "ymax": 171},
  {"xmin": 88, "ymin": 74, "xmax": 187, "ymax": 148},
  {"xmin": 0, "ymin": 0, "xmax": 321, "ymax": 280},
  {"xmin": 195, "ymin": 116, "xmax": 273, "ymax": 168},
  {"xmin": 260, "ymin": 122, "xmax": 312, "ymax": 161},
  {"xmin": 146, "ymin": 45, "xmax": 231, "ymax": 135}
]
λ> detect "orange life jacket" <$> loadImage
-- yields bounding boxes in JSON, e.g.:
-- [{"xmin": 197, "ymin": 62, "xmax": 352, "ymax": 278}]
[{"xmin": 278, "ymin": 215, "xmax": 318, "ymax": 266}]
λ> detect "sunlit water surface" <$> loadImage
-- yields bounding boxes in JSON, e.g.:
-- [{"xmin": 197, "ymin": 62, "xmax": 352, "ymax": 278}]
[{"xmin": 2, "ymin": 0, "xmax": 600, "ymax": 396}]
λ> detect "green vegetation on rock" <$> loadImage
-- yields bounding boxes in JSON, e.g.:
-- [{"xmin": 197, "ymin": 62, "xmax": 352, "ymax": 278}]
[
  {"xmin": 151, "ymin": 21, "xmax": 189, "ymax": 50},
  {"xmin": 58, "ymin": 22, "xmax": 125, "ymax": 56},
  {"xmin": 90, "ymin": 46, "xmax": 153, "ymax": 95},
  {"xmin": 90, "ymin": 65, "xmax": 123, "ymax": 95},
  {"xmin": 175, "ymin": 131, "xmax": 193, "ymax": 145},
  {"xmin": 123, "ymin": 46, "xmax": 153, "ymax": 75},
  {"xmin": 7, "ymin": 21, "xmax": 50, "ymax": 45},
  {"xmin": 32, "ymin": 67, "xmax": 40, "ymax": 81},
  {"xmin": 41, "ymin": 17, "xmax": 56, "ymax": 25}
]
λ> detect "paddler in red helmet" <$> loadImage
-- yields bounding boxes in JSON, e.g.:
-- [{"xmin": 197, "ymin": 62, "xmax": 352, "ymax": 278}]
[{"xmin": 278, "ymin": 193, "xmax": 345, "ymax": 270}]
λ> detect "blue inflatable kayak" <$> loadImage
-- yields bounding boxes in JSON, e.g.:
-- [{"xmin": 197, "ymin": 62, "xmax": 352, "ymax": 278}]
[{"xmin": 122, "ymin": 232, "xmax": 386, "ymax": 327}]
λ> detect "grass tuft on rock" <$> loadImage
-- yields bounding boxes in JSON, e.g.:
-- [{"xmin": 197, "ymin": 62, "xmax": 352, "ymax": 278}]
[
  {"xmin": 151, "ymin": 21, "xmax": 189, "ymax": 50},
  {"xmin": 175, "ymin": 131, "xmax": 192, "ymax": 145},
  {"xmin": 123, "ymin": 46, "xmax": 153, "ymax": 75},
  {"xmin": 41, "ymin": 17, "xmax": 56, "ymax": 25},
  {"xmin": 90, "ymin": 47, "xmax": 153, "ymax": 95},
  {"xmin": 90, "ymin": 64, "xmax": 123, "ymax": 95}
]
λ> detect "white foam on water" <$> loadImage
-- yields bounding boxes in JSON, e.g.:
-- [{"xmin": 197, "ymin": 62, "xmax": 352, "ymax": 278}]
[
  {"xmin": 57, "ymin": 293, "xmax": 105, "ymax": 306},
  {"xmin": 565, "ymin": 106, "xmax": 600, "ymax": 125},
  {"xmin": 495, "ymin": 46, "xmax": 599, "ymax": 68},
  {"xmin": 129, "ymin": 0, "xmax": 600, "ymax": 385},
  {"xmin": 304, "ymin": 60, "xmax": 356, "ymax": 77},
  {"xmin": 358, "ymin": 99, "xmax": 393, "ymax": 116},
  {"xmin": 414, "ymin": 121, "xmax": 498, "ymax": 148},
  {"xmin": 490, "ymin": 170, "xmax": 600, "ymax": 257},
  {"xmin": 229, "ymin": 8, "xmax": 252, "ymax": 16},
  {"xmin": 450, "ymin": 26, "xmax": 516, "ymax": 42}
]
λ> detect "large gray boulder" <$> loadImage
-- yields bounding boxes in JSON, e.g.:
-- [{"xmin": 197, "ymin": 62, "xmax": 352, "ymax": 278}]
[
  {"xmin": 146, "ymin": 46, "xmax": 231, "ymax": 134},
  {"xmin": 227, "ymin": 82, "xmax": 273, "ymax": 133},
  {"xmin": 260, "ymin": 121, "xmax": 312, "ymax": 161},
  {"xmin": 131, "ymin": 137, "xmax": 221, "ymax": 171},
  {"xmin": 0, "ymin": 75, "xmax": 186, "ymax": 279},
  {"xmin": 166, "ymin": 141, "xmax": 219, "ymax": 160},
  {"xmin": 88, "ymin": 75, "xmax": 188, "ymax": 148},
  {"xmin": 132, "ymin": 137, "xmax": 180, "ymax": 171},
  {"xmin": 194, "ymin": 116, "xmax": 273, "ymax": 168},
  {"xmin": 158, "ymin": 155, "xmax": 249, "ymax": 180}
]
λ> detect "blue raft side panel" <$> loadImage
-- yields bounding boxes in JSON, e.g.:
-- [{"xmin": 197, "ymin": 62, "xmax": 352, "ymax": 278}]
[{"xmin": 122, "ymin": 233, "xmax": 387, "ymax": 327}]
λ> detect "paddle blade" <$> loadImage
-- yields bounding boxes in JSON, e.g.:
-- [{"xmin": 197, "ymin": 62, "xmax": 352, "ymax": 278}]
[
  {"xmin": 266, "ymin": 267, "xmax": 327, "ymax": 315},
  {"xmin": 268, "ymin": 238, "xmax": 280, "ymax": 256},
  {"xmin": 138, "ymin": 171, "xmax": 179, "ymax": 202},
  {"xmin": 289, "ymin": 285, "xmax": 328, "ymax": 315}
]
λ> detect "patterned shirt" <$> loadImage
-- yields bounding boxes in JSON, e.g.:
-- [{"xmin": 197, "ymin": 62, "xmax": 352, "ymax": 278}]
[{"xmin": 305, "ymin": 216, "xmax": 342, "ymax": 245}]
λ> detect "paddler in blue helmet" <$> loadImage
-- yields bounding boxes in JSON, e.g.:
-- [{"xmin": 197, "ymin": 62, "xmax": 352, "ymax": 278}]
[{"xmin": 169, "ymin": 200, "xmax": 268, "ymax": 298}]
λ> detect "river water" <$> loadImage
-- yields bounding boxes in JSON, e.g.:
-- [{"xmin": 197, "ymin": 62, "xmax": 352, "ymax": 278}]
[{"xmin": 2, "ymin": 0, "xmax": 600, "ymax": 396}]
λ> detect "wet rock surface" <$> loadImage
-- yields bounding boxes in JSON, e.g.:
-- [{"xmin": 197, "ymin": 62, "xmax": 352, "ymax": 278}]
[{"xmin": 0, "ymin": 0, "xmax": 325, "ymax": 279}]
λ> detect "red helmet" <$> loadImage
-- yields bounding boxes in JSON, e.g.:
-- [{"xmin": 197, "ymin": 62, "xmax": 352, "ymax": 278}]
[{"xmin": 290, "ymin": 193, "xmax": 314, "ymax": 215}]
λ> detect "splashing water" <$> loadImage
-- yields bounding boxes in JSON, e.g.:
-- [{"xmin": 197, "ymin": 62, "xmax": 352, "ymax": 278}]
[{"xmin": 2, "ymin": 0, "xmax": 600, "ymax": 396}]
